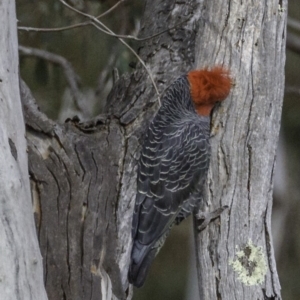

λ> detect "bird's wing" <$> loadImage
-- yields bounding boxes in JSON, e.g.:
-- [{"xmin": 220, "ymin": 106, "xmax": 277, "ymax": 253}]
[{"xmin": 132, "ymin": 121, "xmax": 210, "ymax": 246}]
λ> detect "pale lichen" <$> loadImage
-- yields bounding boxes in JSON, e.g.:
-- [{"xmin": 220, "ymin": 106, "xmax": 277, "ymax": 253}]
[
  {"xmin": 278, "ymin": 4, "xmax": 286, "ymax": 16},
  {"xmin": 229, "ymin": 240, "xmax": 267, "ymax": 286}
]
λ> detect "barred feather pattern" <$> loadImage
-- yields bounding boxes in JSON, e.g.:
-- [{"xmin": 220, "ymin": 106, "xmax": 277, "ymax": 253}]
[{"xmin": 128, "ymin": 75, "xmax": 211, "ymax": 287}]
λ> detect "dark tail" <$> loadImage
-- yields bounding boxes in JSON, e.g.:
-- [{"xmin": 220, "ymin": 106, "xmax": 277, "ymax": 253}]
[{"xmin": 128, "ymin": 240, "xmax": 157, "ymax": 287}]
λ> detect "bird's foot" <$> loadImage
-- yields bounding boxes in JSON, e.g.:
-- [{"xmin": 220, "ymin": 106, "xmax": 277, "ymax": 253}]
[{"xmin": 195, "ymin": 205, "xmax": 228, "ymax": 231}]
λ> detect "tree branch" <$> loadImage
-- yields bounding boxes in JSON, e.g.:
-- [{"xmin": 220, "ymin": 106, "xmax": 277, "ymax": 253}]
[
  {"xmin": 18, "ymin": 0, "xmax": 126, "ymax": 33},
  {"xmin": 20, "ymin": 79, "xmax": 56, "ymax": 134},
  {"xmin": 18, "ymin": 21, "xmax": 92, "ymax": 33},
  {"xmin": 18, "ymin": 19, "xmax": 189, "ymax": 42},
  {"xmin": 287, "ymin": 17, "xmax": 300, "ymax": 32},
  {"xmin": 18, "ymin": 45, "xmax": 89, "ymax": 117},
  {"xmin": 285, "ymin": 85, "xmax": 300, "ymax": 96},
  {"xmin": 286, "ymin": 32, "xmax": 300, "ymax": 54},
  {"xmin": 59, "ymin": 0, "xmax": 161, "ymax": 104},
  {"xmin": 97, "ymin": 0, "xmax": 127, "ymax": 18}
]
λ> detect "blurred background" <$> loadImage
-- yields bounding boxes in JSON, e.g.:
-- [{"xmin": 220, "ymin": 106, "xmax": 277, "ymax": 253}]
[{"xmin": 16, "ymin": 0, "xmax": 300, "ymax": 299}]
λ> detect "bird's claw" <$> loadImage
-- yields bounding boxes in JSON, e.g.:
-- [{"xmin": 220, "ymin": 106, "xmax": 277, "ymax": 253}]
[{"xmin": 196, "ymin": 205, "xmax": 228, "ymax": 231}]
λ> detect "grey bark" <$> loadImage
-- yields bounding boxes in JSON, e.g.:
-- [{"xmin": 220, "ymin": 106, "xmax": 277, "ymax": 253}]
[
  {"xmin": 193, "ymin": 1, "xmax": 286, "ymax": 299},
  {"xmin": 18, "ymin": 0, "xmax": 285, "ymax": 299},
  {"xmin": 0, "ymin": 1, "xmax": 48, "ymax": 299}
]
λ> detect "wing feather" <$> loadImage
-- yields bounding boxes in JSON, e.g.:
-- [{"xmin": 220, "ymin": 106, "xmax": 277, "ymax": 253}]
[{"xmin": 132, "ymin": 120, "xmax": 210, "ymax": 246}]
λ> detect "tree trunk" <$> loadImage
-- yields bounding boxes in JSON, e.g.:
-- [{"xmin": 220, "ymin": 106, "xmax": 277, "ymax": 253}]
[
  {"xmin": 193, "ymin": 1, "xmax": 286, "ymax": 299},
  {"xmin": 0, "ymin": 1, "xmax": 48, "ymax": 299},
  {"xmin": 17, "ymin": 0, "xmax": 285, "ymax": 299}
]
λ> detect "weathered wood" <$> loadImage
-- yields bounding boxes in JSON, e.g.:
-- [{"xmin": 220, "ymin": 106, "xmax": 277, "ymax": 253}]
[
  {"xmin": 193, "ymin": 0, "xmax": 286, "ymax": 299},
  {"xmin": 22, "ymin": 81, "xmax": 126, "ymax": 300},
  {"xmin": 0, "ymin": 1, "xmax": 47, "ymax": 299}
]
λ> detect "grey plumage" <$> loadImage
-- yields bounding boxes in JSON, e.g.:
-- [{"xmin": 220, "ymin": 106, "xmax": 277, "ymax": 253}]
[{"xmin": 128, "ymin": 75, "xmax": 211, "ymax": 287}]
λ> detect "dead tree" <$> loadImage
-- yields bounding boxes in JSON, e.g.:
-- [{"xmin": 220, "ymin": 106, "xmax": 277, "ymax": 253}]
[{"xmin": 0, "ymin": 1, "xmax": 47, "ymax": 299}]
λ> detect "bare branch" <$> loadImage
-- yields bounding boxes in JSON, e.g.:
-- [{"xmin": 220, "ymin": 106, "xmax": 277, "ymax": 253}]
[
  {"xmin": 18, "ymin": 19, "xmax": 188, "ymax": 43},
  {"xmin": 287, "ymin": 17, "xmax": 300, "ymax": 32},
  {"xmin": 18, "ymin": 0, "xmax": 127, "ymax": 33},
  {"xmin": 285, "ymin": 85, "xmax": 300, "ymax": 96},
  {"xmin": 286, "ymin": 32, "xmax": 300, "ymax": 54},
  {"xmin": 90, "ymin": 19, "xmax": 190, "ymax": 41},
  {"xmin": 96, "ymin": 48, "xmax": 118, "ymax": 95},
  {"xmin": 97, "ymin": 0, "xmax": 127, "ymax": 18},
  {"xmin": 20, "ymin": 79, "xmax": 56, "ymax": 134},
  {"xmin": 18, "ymin": 21, "xmax": 92, "ymax": 33},
  {"xmin": 18, "ymin": 45, "xmax": 89, "ymax": 117},
  {"xmin": 59, "ymin": 0, "xmax": 161, "ymax": 104}
]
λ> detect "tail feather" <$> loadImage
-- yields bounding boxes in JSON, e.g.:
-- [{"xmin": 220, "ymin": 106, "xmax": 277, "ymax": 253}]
[
  {"xmin": 129, "ymin": 225, "xmax": 174, "ymax": 287},
  {"xmin": 128, "ymin": 241, "xmax": 157, "ymax": 287}
]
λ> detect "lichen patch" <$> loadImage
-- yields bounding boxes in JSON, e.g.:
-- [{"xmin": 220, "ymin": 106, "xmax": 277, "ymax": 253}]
[{"xmin": 229, "ymin": 240, "xmax": 267, "ymax": 286}]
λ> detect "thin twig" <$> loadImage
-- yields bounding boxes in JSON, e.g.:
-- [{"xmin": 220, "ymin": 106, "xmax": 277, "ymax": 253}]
[
  {"xmin": 96, "ymin": 0, "xmax": 127, "ymax": 19},
  {"xmin": 18, "ymin": 17, "xmax": 188, "ymax": 41},
  {"xmin": 18, "ymin": 21, "xmax": 92, "ymax": 32},
  {"xmin": 18, "ymin": 45, "xmax": 89, "ymax": 116},
  {"xmin": 91, "ymin": 20, "xmax": 160, "ymax": 99},
  {"xmin": 89, "ymin": 18, "xmax": 189, "ymax": 41},
  {"xmin": 18, "ymin": 0, "xmax": 127, "ymax": 33},
  {"xmin": 285, "ymin": 85, "xmax": 300, "ymax": 96},
  {"xmin": 59, "ymin": 0, "xmax": 161, "ymax": 104},
  {"xmin": 286, "ymin": 32, "xmax": 300, "ymax": 54},
  {"xmin": 287, "ymin": 17, "xmax": 300, "ymax": 32}
]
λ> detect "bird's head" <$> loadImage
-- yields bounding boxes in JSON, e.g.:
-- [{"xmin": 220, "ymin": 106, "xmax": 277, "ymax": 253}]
[{"xmin": 187, "ymin": 66, "xmax": 231, "ymax": 116}]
